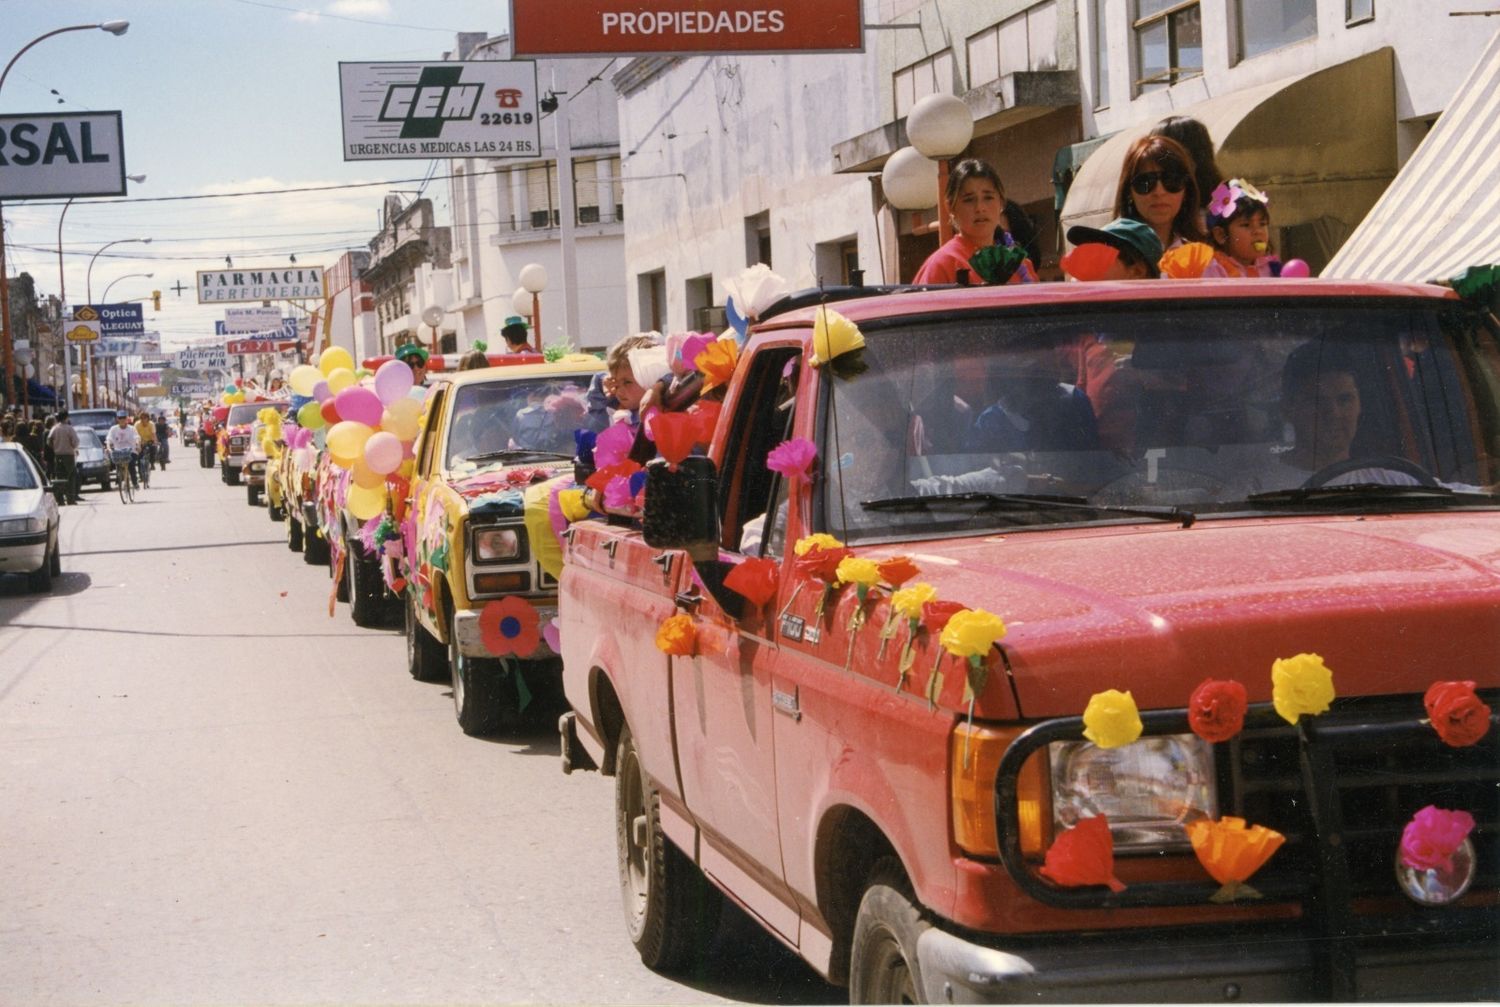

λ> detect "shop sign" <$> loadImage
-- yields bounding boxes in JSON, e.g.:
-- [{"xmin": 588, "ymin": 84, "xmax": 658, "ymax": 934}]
[
  {"xmin": 0, "ymin": 112, "xmax": 126, "ymax": 198},
  {"xmin": 197, "ymin": 267, "xmax": 325, "ymax": 304},
  {"xmin": 339, "ymin": 61, "xmax": 540, "ymax": 161},
  {"xmin": 509, "ymin": 0, "xmax": 863, "ymax": 56}
]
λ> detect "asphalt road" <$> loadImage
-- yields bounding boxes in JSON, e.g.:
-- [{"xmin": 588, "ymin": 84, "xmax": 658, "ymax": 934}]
[{"xmin": 0, "ymin": 451, "xmax": 840, "ymax": 1006}]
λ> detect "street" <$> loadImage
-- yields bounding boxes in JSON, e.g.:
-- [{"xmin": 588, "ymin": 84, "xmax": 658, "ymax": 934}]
[{"xmin": 0, "ymin": 455, "xmax": 839, "ymax": 1006}]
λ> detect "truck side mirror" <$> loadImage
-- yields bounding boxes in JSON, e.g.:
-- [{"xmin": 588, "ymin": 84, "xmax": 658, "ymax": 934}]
[{"xmin": 641, "ymin": 456, "xmax": 719, "ymax": 554}]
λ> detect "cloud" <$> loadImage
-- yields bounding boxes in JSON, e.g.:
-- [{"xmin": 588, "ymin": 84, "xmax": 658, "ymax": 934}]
[{"xmin": 327, "ymin": 0, "xmax": 393, "ymax": 16}]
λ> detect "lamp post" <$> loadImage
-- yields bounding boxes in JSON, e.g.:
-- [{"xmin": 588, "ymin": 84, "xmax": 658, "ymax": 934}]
[
  {"xmin": 84, "ymin": 236, "xmax": 151, "ymax": 409},
  {"xmin": 61, "ymin": 172, "xmax": 144, "ymax": 408},
  {"xmin": 904, "ymin": 93, "xmax": 975, "ymax": 246},
  {"xmin": 518, "ymin": 263, "xmax": 547, "ymax": 354},
  {"xmin": 100, "ymin": 272, "xmax": 154, "ymax": 304},
  {"xmin": 0, "ymin": 20, "xmax": 130, "ymax": 413}
]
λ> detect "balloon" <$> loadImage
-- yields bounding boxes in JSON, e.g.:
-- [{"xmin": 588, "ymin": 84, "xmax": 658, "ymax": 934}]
[
  {"xmin": 312, "ymin": 380, "xmax": 331, "ymax": 403},
  {"xmin": 401, "ymin": 440, "xmax": 416, "ymax": 459},
  {"xmin": 362, "ymin": 431, "xmax": 404, "ymax": 475},
  {"xmin": 1280, "ymin": 258, "xmax": 1311, "ymax": 278},
  {"xmin": 319, "ymin": 399, "xmax": 341, "ymax": 426},
  {"xmin": 318, "ymin": 346, "xmax": 355, "ymax": 377},
  {"xmin": 398, "ymin": 459, "xmax": 416, "ymax": 479},
  {"xmin": 335, "ymin": 386, "xmax": 384, "ymax": 427},
  {"xmin": 326, "ymin": 367, "xmax": 357, "ymax": 394},
  {"xmin": 224, "ymin": 383, "xmax": 238, "ymax": 395},
  {"xmin": 297, "ymin": 401, "xmax": 324, "ymax": 429},
  {"xmin": 351, "ymin": 457, "xmax": 386, "ymax": 489},
  {"xmin": 326, "ymin": 421, "xmax": 374, "ymax": 469},
  {"xmin": 381, "ymin": 398, "xmax": 422, "ymax": 441},
  {"xmin": 373, "ymin": 358, "xmax": 414, "ymax": 405},
  {"xmin": 346, "ymin": 482, "xmax": 387, "ymax": 521},
  {"xmin": 288, "ymin": 364, "xmax": 322, "ymax": 397}
]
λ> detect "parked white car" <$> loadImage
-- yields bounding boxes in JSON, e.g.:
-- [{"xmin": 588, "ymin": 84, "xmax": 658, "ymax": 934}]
[{"xmin": 0, "ymin": 443, "xmax": 61, "ymax": 592}]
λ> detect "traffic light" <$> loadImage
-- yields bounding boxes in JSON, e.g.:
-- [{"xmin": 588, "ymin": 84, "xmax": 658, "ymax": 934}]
[{"xmin": 152, "ymin": 290, "xmax": 161, "ymax": 311}]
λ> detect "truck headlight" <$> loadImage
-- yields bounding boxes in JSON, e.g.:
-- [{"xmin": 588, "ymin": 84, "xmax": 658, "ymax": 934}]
[
  {"xmin": 473, "ymin": 526, "xmax": 523, "ymax": 563},
  {"xmin": 1050, "ymin": 735, "xmax": 1217, "ymax": 851}
]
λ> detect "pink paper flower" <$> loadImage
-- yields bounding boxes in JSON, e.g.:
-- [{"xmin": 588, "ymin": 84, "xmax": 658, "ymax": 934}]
[
  {"xmin": 766, "ymin": 437, "xmax": 817, "ymax": 481},
  {"xmin": 603, "ymin": 475, "xmax": 634, "ymax": 510},
  {"xmin": 1400, "ymin": 805, "xmax": 1476, "ymax": 872},
  {"xmin": 594, "ymin": 421, "xmax": 635, "ymax": 468}
]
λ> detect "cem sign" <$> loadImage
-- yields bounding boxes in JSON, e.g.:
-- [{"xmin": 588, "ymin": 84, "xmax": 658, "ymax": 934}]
[
  {"xmin": 0, "ymin": 112, "xmax": 127, "ymax": 199},
  {"xmin": 509, "ymin": 0, "xmax": 863, "ymax": 56},
  {"xmin": 197, "ymin": 266, "xmax": 325, "ymax": 304},
  {"xmin": 339, "ymin": 61, "xmax": 541, "ymax": 161}
]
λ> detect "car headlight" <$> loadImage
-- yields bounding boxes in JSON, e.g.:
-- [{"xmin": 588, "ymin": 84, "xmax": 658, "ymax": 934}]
[
  {"xmin": 1049, "ymin": 734, "xmax": 1217, "ymax": 852},
  {"xmin": 472, "ymin": 525, "xmax": 523, "ymax": 563},
  {"xmin": 0, "ymin": 516, "xmax": 46, "ymax": 535}
]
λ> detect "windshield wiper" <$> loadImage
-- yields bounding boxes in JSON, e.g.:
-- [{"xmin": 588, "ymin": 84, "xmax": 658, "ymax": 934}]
[
  {"xmin": 464, "ymin": 449, "xmax": 573, "ymax": 464},
  {"xmin": 861, "ymin": 492, "xmax": 1195, "ymax": 528},
  {"xmin": 1245, "ymin": 483, "xmax": 1498, "ymax": 507}
]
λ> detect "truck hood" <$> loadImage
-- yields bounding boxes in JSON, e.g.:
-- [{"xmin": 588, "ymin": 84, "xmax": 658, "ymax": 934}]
[
  {"xmin": 904, "ymin": 514, "xmax": 1500, "ymax": 718},
  {"xmin": 449, "ymin": 463, "xmax": 569, "ymax": 506}
]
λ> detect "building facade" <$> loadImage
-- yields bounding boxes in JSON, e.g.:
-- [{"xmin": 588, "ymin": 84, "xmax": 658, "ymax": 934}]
[{"xmin": 365, "ymin": 196, "xmax": 454, "ymax": 359}]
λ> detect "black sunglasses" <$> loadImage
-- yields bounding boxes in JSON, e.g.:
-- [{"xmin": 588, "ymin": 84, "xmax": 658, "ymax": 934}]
[{"xmin": 1130, "ymin": 170, "xmax": 1188, "ymax": 196}]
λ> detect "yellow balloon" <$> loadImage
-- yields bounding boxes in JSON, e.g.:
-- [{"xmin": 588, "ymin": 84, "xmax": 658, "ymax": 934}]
[
  {"xmin": 318, "ymin": 346, "xmax": 355, "ymax": 377},
  {"xmin": 326, "ymin": 421, "xmax": 373, "ymax": 468},
  {"xmin": 288, "ymin": 364, "xmax": 322, "ymax": 397},
  {"xmin": 351, "ymin": 457, "xmax": 385, "ymax": 489},
  {"xmin": 326, "ymin": 367, "xmax": 357, "ymax": 394},
  {"xmin": 346, "ymin": 482, "xmax": 387, "ymax": 521},
  {"xmin": 397, "ymin": 459, "xmax": 416, "ymax": 479},
  {"xmin": 381, "ymin": 397, "xmax": 422, "ymax": 441}
]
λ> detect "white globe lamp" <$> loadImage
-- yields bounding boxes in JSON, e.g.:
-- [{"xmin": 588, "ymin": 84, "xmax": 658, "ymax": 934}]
[
  {"xmin": 518, "ymin": 263, "xmax": 548, "ymax": 294},
  {"xmin": 905, "ymin": 93, "xmax": 975, "ymax": 245},
  {"xmin": 882, "ymin": 146, "xmax": 940, "ymax": 211}
]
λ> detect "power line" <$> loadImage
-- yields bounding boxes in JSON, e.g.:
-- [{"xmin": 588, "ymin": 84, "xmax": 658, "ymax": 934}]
[{"xmin": 226, "ymin": 0, "xmax": 470, "ymax": 33}]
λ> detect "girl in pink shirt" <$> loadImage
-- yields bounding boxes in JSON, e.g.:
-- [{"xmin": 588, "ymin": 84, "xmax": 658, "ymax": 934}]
[{"xmin": 913, "ymin": 159, "xmax": 1037, "ymax": 285}]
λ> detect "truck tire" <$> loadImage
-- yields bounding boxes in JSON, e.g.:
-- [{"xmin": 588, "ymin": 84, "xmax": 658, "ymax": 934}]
[
  {"xmin": 405, "ymin": 592, "xmax": 447, "ymax": 682},
  {"xmin": 287, "ymin": 512, "xmax": 304, "ymax": 552},
  {"xmin": 226, "ymin": 465, "xmax": 241, "ymax": 486},
  {"xmin": 347, "ymin": 537, "xmax": 386, "ymax": 628},
  {"xmin": 302, "ymin": 522, "xmax": 329, "ymax": 565},
  {"xmin": 615, "ymin": 723, "xmax": 720, "ymax": 973},
  {"xmin": 268, "ymin": 496, "xmax": 284, "ymax": 521},
  {"xmin": 447, "ymin": 613, "xmax": 517, "ymax": 737},
  {"xmin": 246, "ymin": 483, "xmax": 260, "ymax": 506},
  {"xmin": 849, "ymin": 861, "xmax": 931, "ymax": 1004}
]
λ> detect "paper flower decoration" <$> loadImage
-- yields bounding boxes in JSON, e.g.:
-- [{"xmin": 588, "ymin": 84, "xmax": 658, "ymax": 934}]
[
  {"xmin": 767, "ymin": 438, "xmax": 818, "ymax": 482},
  {"xmin": 883, "ymin": 582, "xmax": 936, "ymax": 683},
  {"xmin": 722, "ymin": 263, "xmax": 790, "ymax": 321},
  {"xmin": 1400, "ymin": 805, "xmax": 1476, "ymax": 872},
  {"xmin": 969, "ymin": 243, "xmax": 1029, "ymax": 286},
  {"xmin": 724, "ymin": 556, "xmax": 779, "ymax": 607},
  {"xmin": 795, "ymin": 533, "xmax": 843, "ymax": 555},
  {"xmin": 1186, "ymin": 817, "xmax": 1285, "ymax": 902},
  {"xmin": 1188, "ymin": 679, "xmax": 1248, "ymax": 744},
  {"xmin": 1083, "ymin": 690, "xmax": 1143, "ymax": 749},
  {"xmin": 655, "ymin": 613, "xmax": 697, "ymax": 657},
  {"xmin": 921, "ymin": 599, "xmax": 965, "ymax": 636},
  {"xmin": 687, "ymin": 399, "xmax": 722, "ymax": 446},
  {"xmin": 557, "ymin": 488, "xmax": 592, "ymax": 523},
  {"xmin": 694, "ymin": 339, "xmax": 740, "ymax": 392},
  {"xmin": 1423, "ymin": 680, "xmax": 1492, "ymax": 748},
  {"xmin": 1208, "ymin": 183, "xmax": 1241, "ymax": 219},
  {"xmin": 940, "ymin": 608, "xmax": 1007, "ymax": 701},
  {"xmin": 790, "ymin": 534, "xmax": 852, "ymax": 619},
  {"xmin": 594, "ymin": 421, "xmax": 636, "ymax": 469},
  {"xmin": 876, "ymin": 556, "xmax": 921, "ymax": 588},
  {"xmin": 1158, "ymin": 241, "xmax": 1216, "ymax": 279},
  {"xmin": 1039, "ymin": 815, "xmax": 1125, "ymax": 893},
  {"xmin": 836, "ymin": 555, "xmax": 882, "ymax": 635},
  {"xmin": 573, "ymin": 428, "xmax": 597, "ymax": 468},
  {"xmin": 1271, "ymin": 653, "xmax": 1335, "ymax": 725},
  {"xmin": 479, "ymin": 596, "xmax": 541, "ymax": 657},
  {"xmin": 810, "ymin": 307, "xmax": 865, "ymax": 367},
  {"xmin": 647, "ymin": 411, "xmax": 697, "ymax": 467},
  {"xmin": 585, "ymin": 460, "xmax": 642, "ymax": 494},
  {"xmin": 602, "ymin": 475, "xmax": 634, "ymax": 511},
  {"xmin": 1060, "ymin": 243, "xmax": 1121, "ymax": 282}
]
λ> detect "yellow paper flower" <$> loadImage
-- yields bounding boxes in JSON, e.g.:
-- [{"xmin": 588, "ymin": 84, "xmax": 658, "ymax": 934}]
[
  {"xmin": 558, "ymin": 488, "xmax": 591, "ymax": 523},
  {"xmin": 1186, "ymin": 817, "xmax": 1285, "ymax": 887},
  {"xmin": 1082, "ymin": 689, "xmax": 1143, "ymax": 748},
  {"xmin": 654, "ymin": 614, "xmax": 696, "ymax": 656},
  {"xmin": 939, "ymin": 608, "xmax": 1007, "ymax": 659},
  {"xmin": 836, "ymin": 556, "xmax": 880, "ymax": 588},
  {"xmin": 810, "ymin": 306, "xmax": 865, "ymax": 366},
  {"xmin": 1271, "ymin": 653, "xmax": 1335, "ymax": 724},
  {"xmin": 794, "ymin": 532, "xmax": 845, "ymax": 556},
  {"xmin": 890, "ymin": 583, "xmax": 936, "ymax": 620}
]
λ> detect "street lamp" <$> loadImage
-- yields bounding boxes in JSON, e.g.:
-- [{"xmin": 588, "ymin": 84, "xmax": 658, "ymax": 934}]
[
  {"xmin": 905, "ymin": 93, "xmax": 975, "ymax": 246},
  {"xmin": 60, "ymin": 173, "xmax": 143, "ymax": 408},
  {"xmin": 87, "ymin": 237, "xmax": 152, "ymax": 304},
  {"xmin": 0, "ymin": 19, "xmax": 130, "ymax": 412},
  {"xmin": 518, "ymin": 263, "xmax": 547, "ymax": 353},
  {"xmin": 100, "ymin": 272, "xmax": 155, "ymax": 304}
]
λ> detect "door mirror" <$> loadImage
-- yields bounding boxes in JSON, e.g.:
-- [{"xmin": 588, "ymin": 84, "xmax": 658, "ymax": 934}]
[{"xmin": 641, "ymin": 456, "xmax": 719, "ymax": 554}]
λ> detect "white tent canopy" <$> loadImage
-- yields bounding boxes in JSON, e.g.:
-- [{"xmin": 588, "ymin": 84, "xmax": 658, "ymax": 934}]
[{"xmin": 1322, "ymin": 29, "xmax": 1500, "ymax": 281}]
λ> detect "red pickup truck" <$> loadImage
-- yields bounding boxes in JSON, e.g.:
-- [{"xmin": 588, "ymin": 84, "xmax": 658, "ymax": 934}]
[{"xmin": 558, "ymin": 279, "xmax": 1499, "ymax": 1002}]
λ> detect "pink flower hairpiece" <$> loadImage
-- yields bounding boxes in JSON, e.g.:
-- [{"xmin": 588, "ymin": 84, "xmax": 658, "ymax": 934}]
[{"xmin": 1209, "ymin": 179, "xmax": 1269, "ymax": 220}]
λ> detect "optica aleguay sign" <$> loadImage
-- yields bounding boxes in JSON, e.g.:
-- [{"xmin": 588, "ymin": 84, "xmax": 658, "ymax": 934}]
[
  {"xmin": 509, "ymin": 0, "xmax": 863, "ymax": 56},
  {"xmin": 339, "ymin": 61, "xmax": 541, "ymax": 161},
  {"xmin": 197, "ymin": 267, "xmax": 325, "ymax": 304},
  {"xmin": 0, "ymin": 112, "xmax": 126, "ymax": 199}
]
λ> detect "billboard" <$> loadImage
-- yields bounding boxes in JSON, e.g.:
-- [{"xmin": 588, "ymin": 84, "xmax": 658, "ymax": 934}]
[
  {"xmin": 0, "ymin": 112, "xmax": 127, "ymax": 199},
  {"xmin": 226, "ymin": 338, "xmax": 298, "ymax": 355},
  {"xmin": 65, "ymin": 306, "xmax": 102, "ymax": 344},
  {"xmin": 128, "ymin": 370, "xmax": 162, "ymax": 386},
  {"xmin": 85, "ymin": 302, "xmax": 145, "ymax": 336},
  {"xmin": 509, "ymin": 0, "xmax": 863, "ymax": 56},
  {"xmin": 197, "ymin": 267, "xmax": 324, "ymax": 304},
  {"xmin": 224, "ymin": 306, "xmax": 283, "ymax": 333},
  {"xmin": 339, "ymin": 61, "xmax": 541, "ymax": 161},
  {"xmin": 174, "ymin": 345, "xmax": 229, "ymax": 371}
]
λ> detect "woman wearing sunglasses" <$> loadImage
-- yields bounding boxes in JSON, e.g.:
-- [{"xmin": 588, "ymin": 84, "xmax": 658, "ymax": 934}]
[{"xmin": 1113, "ymin": 134, "xmax": 1206, "ymax": 255}]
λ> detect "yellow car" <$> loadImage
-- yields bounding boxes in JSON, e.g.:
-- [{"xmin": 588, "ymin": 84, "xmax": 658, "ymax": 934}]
[{"xmin": 402, "ymin": 354, "xmax": 605, "ymax": 735}]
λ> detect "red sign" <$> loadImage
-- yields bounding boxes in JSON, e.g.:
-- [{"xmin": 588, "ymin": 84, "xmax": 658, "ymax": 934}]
[
  {"xmin": 227, "ymin": 338, "xmax": 298, "ymax": 355},
  {"xmin": 509, "ymin": 0, "xmax": 863, "ymax": 56}
]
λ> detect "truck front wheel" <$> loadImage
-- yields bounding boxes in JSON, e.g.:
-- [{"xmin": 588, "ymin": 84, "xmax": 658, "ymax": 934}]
[
  {"xmin": 615, "ymin": 723, "xmax": 720, "ymax": 973},
  {"xmin": 849, "ymin": 862, "xmax": 931, "ymax": 1004}
]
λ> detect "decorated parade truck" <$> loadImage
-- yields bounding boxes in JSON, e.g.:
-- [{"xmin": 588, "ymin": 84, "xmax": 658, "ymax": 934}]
[
  {"xmin": 403, "ymin": 355, "xmax": 605, "ymax": 735},
  {"xmin": 217, "ymin": 399, "xmax": 286, "ymax": 485},
  {"xmin": 557, "ymin": 279, "xmax": 1500, "ymax": 1002}
]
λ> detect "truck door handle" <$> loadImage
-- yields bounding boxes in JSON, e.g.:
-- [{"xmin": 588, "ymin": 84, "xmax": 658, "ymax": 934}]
[
  {"xmin": 674, "ymin": 591, "xmax": 701, "ymax": 613},
  {"xmin": 603, "ymin": 540, "xmax": 619, "ymax": 560},
  {"xmin": 651, "ymin": 551, "xmax": 674, "ymax": 577}
]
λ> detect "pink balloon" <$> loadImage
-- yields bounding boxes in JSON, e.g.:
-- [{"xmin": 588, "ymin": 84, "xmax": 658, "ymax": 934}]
[
  {"xmin": 1281, "ymin": 259, "xmax": 1311, "ymax": 278},
  {"xmin": 373, "ymin": 358, "xmax": 414, "ymax": 405},
  {"xmin": 402, "ymin": 440, "xmax": 417, "ymax": 459},
  {"xmin": 335, "ymin": 386, "xmax": 385, "ymax": 427},
  {"xmin": 363, "ymin": 431, "xmax": 404, "ymax": 475},
  {"xmin": 312, "ymin": 380, "xmax": 332, "ymax": 403}
]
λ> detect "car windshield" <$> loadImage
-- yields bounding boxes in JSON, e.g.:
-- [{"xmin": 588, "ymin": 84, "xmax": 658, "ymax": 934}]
[
  {"xmin": 0, "ymin": 449, "xmax": 40, "ymax": 490},
  {"xmin": 228, "ymin": 402, "xmax": 288, "ymax": 425},
  {"xmin": 77, "ymin": 428, "xmax": 103, "ymax": 451},
  {"xmin": 822, "ymin": 298, "xmax": 1500, "ymax": 543},
  {"xmin": 444, "ymin": 375, "xmax": 594, "ymax": 470}
]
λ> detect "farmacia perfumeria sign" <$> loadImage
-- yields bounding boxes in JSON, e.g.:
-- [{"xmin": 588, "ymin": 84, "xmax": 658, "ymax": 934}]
[{"xmin": 196, "ymin": 267, "xmax": 325, "ymax": 304}]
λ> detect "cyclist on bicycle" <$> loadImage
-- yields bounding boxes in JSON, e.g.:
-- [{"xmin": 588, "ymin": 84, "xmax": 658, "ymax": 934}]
[
  {"xmin": 133, "ymin": 411, "xmax": 157, "ymax": 486},
  {"xmin": 106, "ymin": 412, "xmax": 142, "ymax": 488}
]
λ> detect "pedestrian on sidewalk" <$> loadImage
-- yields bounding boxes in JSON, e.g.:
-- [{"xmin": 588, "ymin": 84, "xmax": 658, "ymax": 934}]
[{"xmin": 47, "ymin": 410, "xmax": 81, "ymax": 504}]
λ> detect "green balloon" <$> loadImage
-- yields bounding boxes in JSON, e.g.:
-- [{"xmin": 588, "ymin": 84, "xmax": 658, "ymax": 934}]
[{"xmin": 297, "ymin": 400, "xmax": 325, "ymax": 430}]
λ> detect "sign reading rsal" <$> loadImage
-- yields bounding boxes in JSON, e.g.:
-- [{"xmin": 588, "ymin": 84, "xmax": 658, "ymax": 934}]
[
  {"xmin": 0, "ymin": 112, "xmax": 126, "ymax": 199},
  {"xmin": 197, "ymin": 266, "xmax": 324, "ymax": 304},
  {"xmin": 508, "ymin": 0, "xmax": 862, "ymax": 56}
]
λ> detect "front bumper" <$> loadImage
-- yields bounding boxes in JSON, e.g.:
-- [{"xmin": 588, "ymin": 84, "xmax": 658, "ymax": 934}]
[
  {"xmin": 452, "ymin": 604, "xmax": 558, "ymax": 660},
  {"xmin": 0, "ymin": 533, "xmax": 48, "ymax": 573},
  {"xmin": 244, "ymin": 460, "xmax": 266, "ymax": 486},
  {"xmin": 918, "ymin": 912, "xmax": 1499, "ymax": 1003}
]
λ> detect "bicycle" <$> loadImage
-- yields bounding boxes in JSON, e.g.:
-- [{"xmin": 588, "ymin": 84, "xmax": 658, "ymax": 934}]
[
  {"xmin": 110, "ymin": 450, "xmax": 134, "ymax": 504},
  {"xmin": 138, "ymin": 443, "xmax": 153, "ymax": 488}
]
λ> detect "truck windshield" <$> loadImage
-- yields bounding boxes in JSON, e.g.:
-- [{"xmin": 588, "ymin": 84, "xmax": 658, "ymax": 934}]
[
  {"xmin": 445, "ymin": 376, "xmax": 594, "ymax": 470},
  {"xmin": 822, "ymin": 298, "xmax": 1500, "ymax": 543},
  {"xmin": 227, "ymin": 402, "xmax": 288, "ymax": 425}
]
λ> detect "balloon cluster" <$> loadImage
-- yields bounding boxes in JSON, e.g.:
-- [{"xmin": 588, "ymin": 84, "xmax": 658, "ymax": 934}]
[
  {"xmin": 281, "ymin": 348, "xmax": 422, "ymax": 521},
  {"xmin": 220, "ymin": 380, "xmax": 246, "ymax": 405}
]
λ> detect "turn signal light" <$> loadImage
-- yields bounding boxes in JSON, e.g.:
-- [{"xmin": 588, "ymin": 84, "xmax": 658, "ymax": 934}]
[
  {"xmin": 473, "ymin": 571, "xmax": 529, "ymax": 595},
  {"xmin": 951, "ymin": 722, "xmax": 1051, "ymax": 859}
]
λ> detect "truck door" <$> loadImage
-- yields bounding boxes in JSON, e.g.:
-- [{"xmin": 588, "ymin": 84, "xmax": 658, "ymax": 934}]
[{"xmin": 671, "ymin": 342, "xmax": 803, "ymax": 941}]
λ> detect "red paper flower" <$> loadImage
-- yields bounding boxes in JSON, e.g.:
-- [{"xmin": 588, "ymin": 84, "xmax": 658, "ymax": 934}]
[
  {"xmin": 647, "ymin": 411, "xmax": 698, "ymax": 466},
  {"xmin": 724, "ymin": 556, "xmax": 779, "ymax": 607},
  {"xmin": 766, "ymin": 437, "xmax": 818, "ymax": 481},
  {"xmin": 688, "ymin": 399, "xmax": 722, "ymax": 445},
  {"xmin": 1424, "ymin": 680, "xmax": 1492, "ymax": 748},
  {"xmin": 1039, "ymin": 815, "xmax": 1125, "ymax": 892},
  {"xmin": 1188, "ymin": 678, "xmax": 1249, "ymax": 743},
  {"xmin": 1400, "ymin": 805, "xmax": 1476, "ymax": 872},
  {"xmin": 585, "ymin": 460, "xmax": 641, "ymax": 494},
  {"xmin": 876, "ymin": 555, "xmax": 921, "ymax": 588},
  {"xmin": 921, "ymin": 599, "xmax": 966, "ymax": 636},
  {"xmin": 478, "ymin": 596, "xmax": 541, "ymax": 657},
  {"xmin": 794, "ymin": 545, "xmax": 851, "ymax": 585}
]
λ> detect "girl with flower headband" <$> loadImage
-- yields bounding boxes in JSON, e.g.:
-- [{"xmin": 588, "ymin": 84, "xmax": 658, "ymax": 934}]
[{"xmin": 1200, "ymin": 179, "xmax": 1282, "ymax": 278}]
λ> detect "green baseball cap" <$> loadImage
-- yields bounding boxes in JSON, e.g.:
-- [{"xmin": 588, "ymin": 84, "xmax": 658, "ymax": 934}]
[
  {"xmin": 395, "ymin": 343, "xmax": 430, "ymax": 364},
  {"xmin": 1066, "ymin": 218, "xmax": 1164, "ymax": 277}
]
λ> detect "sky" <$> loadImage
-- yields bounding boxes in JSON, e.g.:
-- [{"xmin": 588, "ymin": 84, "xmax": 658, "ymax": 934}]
[{"xmin": 2, "ymin": 0, "xmax": 512, "ymax": 351}]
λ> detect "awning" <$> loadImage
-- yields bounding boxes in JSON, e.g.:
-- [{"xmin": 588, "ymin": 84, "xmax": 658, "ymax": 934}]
[
  {"xmin": 1059, "ymin": 49, "xmax": 1397, "ymax": 256},
  {"xmin": 1322, "ymin": 30, "xmax": 1500, "ymax": 281}
]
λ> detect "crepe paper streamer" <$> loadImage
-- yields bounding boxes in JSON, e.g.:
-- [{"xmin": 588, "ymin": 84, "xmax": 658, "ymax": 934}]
[
  {"xmin": 479, "ymin": 596, "xmax": 541, "ymax": 657},
  {"xmin": 1060, "ymin": 243, "xmax": 1121, "ymax": 282},
  {"xmin": 1186, "ymin": 817, "xmax": 1285, "ymax": 903},
  {"xmin": 1040, "ymin": 815, "xmax": 1125, "ymax": 893},
  {"xmin": 724, "ymin": 556, "xmax": 779, "ymax": 608},
  {"xmin": 1187, "ymin": 678, "xmax": 1249, "ymax": 744}
]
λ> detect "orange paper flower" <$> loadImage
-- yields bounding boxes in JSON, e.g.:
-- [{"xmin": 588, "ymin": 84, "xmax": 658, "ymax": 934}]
[
  {"xmin": 694, "ymin": 338, "xmax": 739, "ymax": 392},
  {"xmin": 1039, "ymin": 816, "xmax": 1125, "ymax": 893},
  {"xmin": 1186, "ymin": 817, "xmax": 1285, "ymax": 901},
  {"xmin": 876, "ymin": 555, "xmax": 921, "ymax": 588},
  {"xmin": 479, "ymin": 596, "xmax": 542, "ymax": 657},
  {"xmin": 655, "ymin": 613, "xmax": 696, "ymax": 656}
]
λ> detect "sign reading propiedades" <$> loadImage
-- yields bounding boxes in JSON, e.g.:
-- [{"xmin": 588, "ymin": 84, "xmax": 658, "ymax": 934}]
[
  {"xmin": 0, "ymin": 112, "xmax": 127, "ymax": 199},
  {"xmin": 339, "ymin": 61, "xmax": 541, "ymax": 161},
  {"xmin": 508, "ymin": 0, "xmax": 863, "ymax": 56},
  {"xmin": 197, "ymin": 267, "xmax": 324, "ymax": 303}
]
